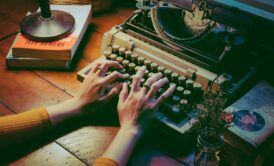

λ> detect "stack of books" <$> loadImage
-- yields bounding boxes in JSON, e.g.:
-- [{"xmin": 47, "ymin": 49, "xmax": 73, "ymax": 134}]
[
  {"xmin": 6, "ymin": 5, "xmax": 92, "ymax": 70},
  {"xmin": 223, "ymin": 81, "xmax": 274, "ymax": 165}
]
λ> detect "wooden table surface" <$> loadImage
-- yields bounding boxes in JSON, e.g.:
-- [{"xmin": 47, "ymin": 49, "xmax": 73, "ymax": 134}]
[{"xmin": 0, "ymin": 0, "xmax": 193, "ymax": 165}]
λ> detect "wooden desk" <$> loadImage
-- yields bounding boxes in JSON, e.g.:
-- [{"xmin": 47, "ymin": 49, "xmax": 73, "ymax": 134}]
[{"xmin": 0, "ymin": 0, "xmax": 193, "ymax": 165}]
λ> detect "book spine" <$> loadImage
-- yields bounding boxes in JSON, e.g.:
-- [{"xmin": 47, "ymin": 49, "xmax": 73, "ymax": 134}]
[{"xmin": 6, "ymin": 58, "xmax": 70, "ymax": 70}]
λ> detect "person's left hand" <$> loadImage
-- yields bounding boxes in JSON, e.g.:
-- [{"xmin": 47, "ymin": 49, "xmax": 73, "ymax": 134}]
[{"xmin": 72, "ymin": 60, "xmax": 130, "ymax": 115}]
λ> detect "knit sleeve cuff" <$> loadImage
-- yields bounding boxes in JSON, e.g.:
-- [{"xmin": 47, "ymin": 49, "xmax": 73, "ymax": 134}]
[{"xmin": 93, "ymin": 157, "xmax": 120, "ymax": 166}]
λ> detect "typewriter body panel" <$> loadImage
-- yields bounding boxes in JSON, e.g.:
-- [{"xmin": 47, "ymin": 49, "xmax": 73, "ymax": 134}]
[{"xmin": 78, "ymin": 0, "xmax": 273, "ymax": 135}]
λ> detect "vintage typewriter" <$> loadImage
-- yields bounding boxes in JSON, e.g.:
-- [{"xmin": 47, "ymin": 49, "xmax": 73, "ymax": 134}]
[{"xmin": 78, "ymin": 0, "xmax": 274, "ymax": 135}]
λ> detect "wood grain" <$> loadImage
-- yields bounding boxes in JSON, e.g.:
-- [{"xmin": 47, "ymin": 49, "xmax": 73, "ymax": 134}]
[
  {"xmin": 9, "ymin": 143, "xmax": 87, "ymax": 166},
  {"xmin": 0, "ymin": 56, "xmax": 72, "ymax": 112},
  {"xmin": 0, "ymin": 102, "xmax": 86, "ymax": 166},
  {"xmin": 56, "ymin": 127, "xmax": 117, "ymax": 165},
  {"xmin": 56, "ymin": 126, "xmax": 184, "ymax": 166},
  {"xmin": 0, "ymin": 102, "xmax": 15, "ymax": 116}
]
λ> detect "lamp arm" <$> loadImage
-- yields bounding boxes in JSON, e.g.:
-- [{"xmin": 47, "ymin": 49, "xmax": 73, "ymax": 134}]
[{"xmin": 39, "ymin": 0, "xmax": 52, "ymax": 19}]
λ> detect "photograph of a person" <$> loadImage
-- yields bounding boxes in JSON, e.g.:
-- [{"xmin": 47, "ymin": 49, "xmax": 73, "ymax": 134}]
[{"xmin": 233, "ymin": 110, "xmax": 265, "ymax": 132}]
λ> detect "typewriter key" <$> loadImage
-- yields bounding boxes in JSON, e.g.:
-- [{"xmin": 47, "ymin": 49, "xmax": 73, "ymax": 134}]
[
  {"xmin": 112, "ymin": 45, "xmax": 120, "ymax": 54},
  {"xmin": 157, "ymin": 66, "xmax": 165, "ymax": 73},
  {"xmin": 122, "ymin": 59, "xmax": 129, "ymax": 69},
  {"xmin": 103, "ymin": 50, "xmax": 111, "ymax": 60},
  {"xmin": 144, "ymin": 60, "xmax": 151, "ymax": 69},
  {"xmin": 171, "ymin": 73, "xmax": 179, "ymax": 82},
  {"xmin": 193, "ymin": 82, "xmax": 203, "ymax": 100},
  {"xmin": 135, "ymin": 66, "xmax": 141, "ymax": 72},
  {"xmin": 178, "ymin": 76, "xmax": 186, "ymax": 86},
  {"xmin": 164, "ymin": 69, "xmax": 172, "ymax": 79},
  {"xmin": 119, "ymin": 47, "xmax": 126, "ymax": 57},
  {"xmin": 110, "ymin": 54, "xmax": 117, "ymax": 61},
  {"xmin": 193, "ymin": 82, "xmax": 202, "ymax": 91},
  {"xmin": 172, "ymin": 95, "xmax": 181, "ymax": 104},
  {"xmin": 129, "ymin": 63, "xmax": 136, "ymax": 74},
  {"xmin": 176, "ymin": 86, "xmax": 184, "ymax": 96},
  {"xmin": 116, "ymin": 56, "xmax": 124, "ymax": 64},
  {"xmin": 180, "ymin": 99, "xmax": 188, "ymax": 106},
  {"xmin": 183, "ymin": 90, "xmax": 192, "ymax": 99},
  {"xmin": 125, "ymin": 50, "xmax": 132, "ymax": 59},
  {"xmin": 169, "ymin": 82, "xmax": 176, "ymax": 87},
  {"xmin": 186, "ymin": 79, "xmax": 194, "ymax": 89},
  {"xmin": 171, "ymin": 105, "xmax": 181, "ymax": 115},
  {"xmin": 170, "ymin": 105, "xmax": 183, "ymax": 123},
  {"xmin": 180, "ymin": 99, "xmax": 188, "ymax": 112},
  {"xmin": 131, "ymin": 53, "xmax": 138, "ymax": 63},
  {"xmin": 151, "ymin": 63, "xmax": 158, "ymax": 72},
  {"xmin": 137, "ymin": 57, "xmax": 145, "ymax": 65}
]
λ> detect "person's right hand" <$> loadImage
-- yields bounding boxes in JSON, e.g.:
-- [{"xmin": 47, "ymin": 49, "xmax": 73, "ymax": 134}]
[
  {"xmin": 101, "ymin": 67, "xmax": 175, "ymax": 166},
  {"xmin": 73, "ymin": 60, "xmax": 129, "ymax": 115},
  {"xmin": 117, "ymin": 66, "xmax": 176, "ymax": 135}
]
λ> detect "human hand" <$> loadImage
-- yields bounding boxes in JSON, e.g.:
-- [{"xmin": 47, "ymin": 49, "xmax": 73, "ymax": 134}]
[
  {"xmin": 73, "ymin": 60, "xmax": 129, "ymax": 114},
  {"xmin": 47, "ymin": 60, "xmax": 129, "ymax": 126},
  {"xmin": 101, "ymin": 67, "xmax": 175, "ymax": 166},
  {"xmin": 117, "ymin": 66, "xmax": 176, "ymax": 135}
]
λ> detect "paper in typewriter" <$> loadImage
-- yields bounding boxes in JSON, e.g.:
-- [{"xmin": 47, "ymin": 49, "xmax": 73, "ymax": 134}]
[{"xmin": 225, "ymin": 81, "xmax": 274, "ymax": 148}]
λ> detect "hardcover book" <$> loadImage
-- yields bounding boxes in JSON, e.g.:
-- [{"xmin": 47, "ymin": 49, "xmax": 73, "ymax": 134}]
[
  {"xmin": 11, "ymin": 5, "xmax": 92, "ymax": 60},
  {"xmin": 6, "ymin": 49, "xmax": 70, "ymax": 69}
]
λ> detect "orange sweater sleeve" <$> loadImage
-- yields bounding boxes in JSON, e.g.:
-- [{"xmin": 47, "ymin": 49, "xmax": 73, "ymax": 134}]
[
  {"xmin": 93, "ymin": 157, "xmax": 119, "ymax": 166},
  {"xmin": 0, "ymin": 108, "xmax": 119, "ymax": 165},
  {"xmin": 0, "ymin": 108, "xmax": 51, "ymax": 150}
]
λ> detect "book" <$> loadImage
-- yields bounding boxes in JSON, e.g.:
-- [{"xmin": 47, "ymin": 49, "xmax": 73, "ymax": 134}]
[
  {"xmin": 223, "ymin": 81, "xmax": 274, "ymax": 164},
  {"xmin": 12, "ymin": 5, "xmax": 92, "ymax": 60},
  {"xmin": 6, "ymin": 49, "xmax": 70, "ymax": 70}
]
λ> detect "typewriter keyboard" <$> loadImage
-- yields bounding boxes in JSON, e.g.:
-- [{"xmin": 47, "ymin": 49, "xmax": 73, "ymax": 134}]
[
  {"xmin": 78, "ymin": 44, "xmax": 207, "ymax": 134},
  {"xmin": 102, "ymin": 45, "xmax": 204, "ymax": 125}
]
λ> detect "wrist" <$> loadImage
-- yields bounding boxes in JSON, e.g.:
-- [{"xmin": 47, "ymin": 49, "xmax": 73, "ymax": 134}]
[
  {"xmin": 119, "ymin": 125, "xmax": 143, "ymax": 138},
  {"xmin": 65, "ymin": 98, "xmax": 83, "ymax": 116},
  {"xmin": 47, "ymin": 98, "xmax": 83, "ymax": 126}
]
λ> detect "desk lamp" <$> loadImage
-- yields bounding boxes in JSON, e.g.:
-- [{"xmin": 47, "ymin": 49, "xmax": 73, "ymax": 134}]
[{"xmin": 20, "ymin": 0, "xmax": 75, "ymax": 42}]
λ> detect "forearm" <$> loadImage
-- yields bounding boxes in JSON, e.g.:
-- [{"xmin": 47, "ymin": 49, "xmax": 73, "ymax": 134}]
[
  {"xmin": 101, "ymin": 127, "xmax": 141, "ymax": 166},
  {"xmin": 0, "ymin": 108, "xmax": 51, "ymax": 150},
  {"xmin": 0, "ymin": 98, "xmax": 82, "ymax": 150}
]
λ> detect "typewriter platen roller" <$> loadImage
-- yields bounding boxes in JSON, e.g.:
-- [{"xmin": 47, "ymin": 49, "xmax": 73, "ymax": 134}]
[{"xmin": 77, "ymin": 0, "xmax": 273, "ymax": 135}]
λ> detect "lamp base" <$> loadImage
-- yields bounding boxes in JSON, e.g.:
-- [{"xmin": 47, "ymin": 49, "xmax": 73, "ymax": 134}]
[{"xmin": 20, "ymin": 10, "xmax": 75, "ymax": 42}]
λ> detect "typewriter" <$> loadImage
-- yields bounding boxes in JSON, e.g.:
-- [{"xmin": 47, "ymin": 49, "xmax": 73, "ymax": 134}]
[{"xmin": 78, "ymin": 0, "xmax": 274, "ymax": 135}]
